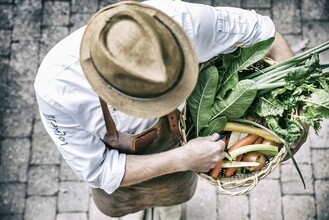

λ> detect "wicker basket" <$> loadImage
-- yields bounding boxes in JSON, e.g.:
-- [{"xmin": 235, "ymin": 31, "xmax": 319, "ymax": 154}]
[{"xmin": 178, "ymin": 105, "xmax": 288, "ymax": 196}]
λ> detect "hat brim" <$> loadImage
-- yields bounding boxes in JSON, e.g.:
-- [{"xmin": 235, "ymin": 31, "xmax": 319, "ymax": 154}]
[{"xmin": 80, "ymin": 1, "xmax": 198, "ymax": 118}]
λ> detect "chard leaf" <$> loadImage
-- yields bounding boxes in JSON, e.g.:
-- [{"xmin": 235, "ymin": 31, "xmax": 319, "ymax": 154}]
[
  {"xmin": 201, "ymin": 116, "xmax": 227, "ymax": 136},
  {"xmin": 266, "ymin": 116, "xmax": 288, "ymax": 138},
  {"xmin": 318, "ymin": 76, "xmax": 329, "ymax": 91},
  {"xmin": 187, "ymin": 66, "xmax": 219, "ymax": 136},
  {"xmin": 218, "ymin": 37, "xmax": 274, "ymax": 99},
  {"xmin": 304, "ymin": 89, "xmax": 329, "ymax": 119},
  {"xmin": 216, "ymin": 49, "xmax": 241, "ymax": 99},
  {"xmin": 285, "ymin": 54, "xmax": 320, "ymax": 90},
  {"xmin": 255, "ymin": 96, "xmax": 286, "ymax": 117},
  {"xmin": 211, "ymin": 80, "xmax": 257, "ymax": 120}
]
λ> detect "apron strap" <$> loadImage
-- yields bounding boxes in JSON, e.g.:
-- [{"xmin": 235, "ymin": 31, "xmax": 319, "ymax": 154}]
[
  {"xmin": 99, "ymin": 97, "xmax": 181, "ymax": 147},
  {"xmin": 167, "ymin": 110, "xmax": 181, "ymax": 142},
  {"xmin": 99, "ymin": 97, "xmax": 118, "ymax": 147}
]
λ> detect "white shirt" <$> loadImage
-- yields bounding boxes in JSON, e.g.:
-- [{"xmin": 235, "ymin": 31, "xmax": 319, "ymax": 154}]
[{"xmin": 34, "ymin": 0, "xmax": 275, "ymax": 194}]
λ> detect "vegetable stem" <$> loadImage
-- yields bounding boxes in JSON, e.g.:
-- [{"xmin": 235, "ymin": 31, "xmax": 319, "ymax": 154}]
[
  {"xmin": 229, "ymin": 144, "xmax": 278, "ymax": 160},
  {"xmin": 256, "ymin": 82, "xmax": 285, "ymax": 90}
]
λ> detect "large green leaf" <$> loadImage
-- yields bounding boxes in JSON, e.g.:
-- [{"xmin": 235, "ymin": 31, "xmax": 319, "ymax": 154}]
[
  {"xmin": 255, "ymin": 96, "xmax": 287, "ymax": 117},
  {"xmin": 211, "ymin": 80, "xmax": 257, "ymax": 120},
  {"xmin": 187, "ymin": 66, "xmax": 219, "ymax": 136},
  {"xmin": 201, "ymin": 116, "xmax": 227, "ymax": 136},
  {"xmin": 218, "ymin": 37, "xmax": 275, "ymax": 99}
]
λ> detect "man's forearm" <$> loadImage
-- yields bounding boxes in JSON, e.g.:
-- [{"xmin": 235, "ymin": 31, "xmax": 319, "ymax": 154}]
[
  {"xmin": 267, "ymin": 31, "xmax": 294, "ymax": 62},
  {"xmin": 120, "ymin": 147, "xmax": 187, "ymax": 186},
  {"xmin": 120, "ymin": 133, "xmax": 226, "ymax": 186}
]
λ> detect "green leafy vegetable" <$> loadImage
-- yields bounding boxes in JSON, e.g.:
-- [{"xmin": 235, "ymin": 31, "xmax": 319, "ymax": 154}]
[
  {"xmin": 187, "ymin": 66, "xmax": 218, "ymax": 136},
  {"xmin": 212, "ymin": 80, "xmax": 257, "ymax": 120},
  {"xmin": 217, "ymin": 37, "xmax": 274, "ymax": 99}
]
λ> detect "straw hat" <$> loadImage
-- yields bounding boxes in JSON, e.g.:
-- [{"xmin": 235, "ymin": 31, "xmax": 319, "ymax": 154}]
[{"xmin": 80, "ymin": 1, "xmax": 198, "ymax": 118}]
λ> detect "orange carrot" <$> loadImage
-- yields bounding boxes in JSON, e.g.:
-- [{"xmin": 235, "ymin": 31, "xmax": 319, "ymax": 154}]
[
  {"xmin": 224, "ymin": 134, "xmax": 259, "ymax": 177},
  {"xmin": 209, "ymin": 160, "xmax": 223, "ymax": 178},
  {"xmin": 253, "ymin": 136, "xmax": 264, "ymax": 144},
  {"xmin": 228, "ymin": 134, "xmax": 259, "ymax": 153},
  {"xmin": 209, "ymin": 136, "xmax": 228, "ymax": 178}
]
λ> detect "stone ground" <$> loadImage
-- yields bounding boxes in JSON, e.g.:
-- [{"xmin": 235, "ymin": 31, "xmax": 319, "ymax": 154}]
[{"xmin": 0, "ymin": 0, "xmax": 329, "ymax": 219}]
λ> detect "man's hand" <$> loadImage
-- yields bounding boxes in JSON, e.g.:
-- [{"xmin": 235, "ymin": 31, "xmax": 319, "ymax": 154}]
[
  {"xmin": 121, "ymin": 133, "xmax": 226, "ymax": 186},
  {"xmin": 181, "ymin": 133, "xmax": 226, "ymax": 172}
]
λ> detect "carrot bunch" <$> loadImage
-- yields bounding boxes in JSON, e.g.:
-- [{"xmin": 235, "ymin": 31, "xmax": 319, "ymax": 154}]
[{"xmin": 208, "ymin": 130, "xmax": 279, "ymax": 178}]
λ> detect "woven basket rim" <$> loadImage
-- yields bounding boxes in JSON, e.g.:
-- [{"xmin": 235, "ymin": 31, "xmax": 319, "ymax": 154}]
[{"xmin": 178, "ymin": 105, "xmax": 287, "ymax": 196}]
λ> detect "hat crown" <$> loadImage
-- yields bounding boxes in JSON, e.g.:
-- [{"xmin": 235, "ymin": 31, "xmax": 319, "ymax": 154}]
[
  {"xmin": 80, "ymin": 1, "xmax": 198, "ymax": 118},
  {"xmin": 90, "ymin": 9, "xmax": 182, "ymax": 98}
]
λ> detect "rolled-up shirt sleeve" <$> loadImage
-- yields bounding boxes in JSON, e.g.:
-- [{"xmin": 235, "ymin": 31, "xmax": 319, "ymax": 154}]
[
  {"xmin": 144, "ymin": 0, "xmax": 275, "ymax": 62},
  {"xmin": 193, "ymin": 6, "xmax": 276, "ymax": 61},
  {"xmin": 35, "ymin": 93, "xmax": 126, "ymax": 194}
]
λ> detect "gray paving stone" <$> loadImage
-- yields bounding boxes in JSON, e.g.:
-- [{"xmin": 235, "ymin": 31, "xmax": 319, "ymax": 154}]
[
  {"xmin": 58, "ymin": 181, "xmax": 90, "ymax": 212},
  {"xmin": 0, "ymin": 0, "xmax": 13, "ymax": 3},
  {"xmin": 217, "ymin": 194, "xmax": 249, "ymax": 220},
  {"xmin": 89, "ymin": 195, "xmax": 117, "ymax": 220},
  {"xmin": 315, "ymin": 180, "xmax": 329, "ymax": 220},
  {"xmin": 266, "ymin": 164, "xmax": 280, "ymax": 179},
  {"xmin": 0, "ymin": 183, "xmax": 25, "ymax": 214},
  {"xmin": 60, "ymin": 158, "xmax": 82, "ymax": 181},
  {"xmin": 12, "ymin": 1, "xmax": 42, "ymax": 41},
  {"xmin": 185, "ymin": 0, "xmax": 211, "ymax": 5},
  {"xmin": 14, "ymin": 0, "xmax": 41, "ymax": 8},
  {"xmin": 4, "ymin": 80, "xmax": 36, "ymax": 109},
  {"xmin": 253, "ymin": 8, "xmax": 271, "ymax": 18},
  {"xmin": 1, "ymin": 107, "xmax": 33, "ymax": 137},
  {"xmin": 272, "ymin": 0, "xmax": 301, "ymax": 35},
  {"xmin": 281, "ymin": 134, "xmax": 312, "ymax": 164},
  {"xmin": 56, "ymin": 212, "xmax": 88, "ymax": 220},
  {"xmin": 71, "ymin": 0, "xmax": 98, "ymax": 13},
  {"xmin": 0, "ymin": 138, "xmax": 30, "ymax": 182},
  {"xmin": 282, "ymin": 195, "xmax": 316, "ymax": 220},
  {"xmin": 284, "ymin": 35, "xmax": 310, "ymax": 54},
  {"xmin": 185, "ymin": 178, "xmax": 217, "ymax": 220},
  {"xmin": 42, "ymin": 1, "xmax": 70, "ymax": 26},
  {"xmin": 9, "ymin": 41, "xmax": 38, "ymax": 81},
  {"xmin": 213, "ymin": 0, "xmax": 241, "ymax": 7},
  {"xmin": 0, "ymin": 214, "xmax": 23, "ymax": 220},
  {"xmin": 0, "ymin": 5, "xmax": 13, "ymax": 29},
  {"xmin": 242, "ymin": 0, "xmax": 271, "ymax": 8},
  {"xmin": 312, "ymin": 149, "xmax": 329, "ymax": 179},
  {"xmin": 309, "ymin": 119, "xmax": 329, "ymax": 148},
  {"xmin": 303, "ymin": 21, "xmax": 329, "ymax": 48},
  {"xmin": 27, "ymin": 165, "xmax": 59, "ymax": 196},
  {"xmin": 24, "ymin": 196, "xmax": 56, "ymax": 220},
  {"xmin": 250, "ymin": 179, "xmax": 282, "ymax": 220},
  {"xmin": 281, "ymin": 163, "xmax": 313, "ymax": 194},
  {"xmin": 0, "ymin": 59, "xmax": 9, "ymax": 112},
  {"xmin": 0, "ymin": 58, "xmax": 9, "ymax": 84},
  {"xmin": 123, "ymin": 210, "xmax": 145, "ymax": 220},
  {"xmin": 31, "ymin": 119, "xmax": 61, "ymax": 165},
  {"xmin": 0, "ymin": 30, "xmax": 11, "ymax": 56},
  {"xmin": 302, "ymin": 0, "xmax": 329, "ymax": 20},
  {"xmin": 69, "ymin": 12, "xmax": 93, "ymax": 32},
  {"xmin": 39, "ymin": 26, "xmax": 69, "ymax": 62},
  {"xmin": 9, "ymin": 41, "xmax": 39, "ymax": 82},
  {"xmin": 98, "ymin": 0, "xmax": 122, "ymax": 10},
  {"xmin": 291, "ymin": 136, "xmax": 312, "ymax": 164}
]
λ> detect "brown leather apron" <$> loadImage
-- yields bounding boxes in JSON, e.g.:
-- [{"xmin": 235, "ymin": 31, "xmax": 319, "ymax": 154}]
[{"xmin": 91, "ymin": 98, "xmax": 197, "ymax": 217}]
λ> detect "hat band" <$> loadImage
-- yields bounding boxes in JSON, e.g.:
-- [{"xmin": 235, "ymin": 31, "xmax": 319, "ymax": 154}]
[{"xmin": 89, "ymin": 53, "xmax": 184, "ymax": 99}]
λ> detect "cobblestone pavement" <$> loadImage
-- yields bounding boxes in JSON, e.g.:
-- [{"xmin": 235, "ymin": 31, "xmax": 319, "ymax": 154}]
[{"xmin": 0, "ymin": 0, "xmax": 329, "ymax": 219}]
